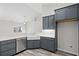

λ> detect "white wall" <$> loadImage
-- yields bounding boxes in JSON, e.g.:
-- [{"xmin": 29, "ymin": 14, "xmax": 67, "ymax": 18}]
[
  {"xmin": 25, "ymin": 14, "xmax": 42, "ymax": 34},
  {"xmin": 0, "ymin": 20, "xmax": 25, "ymax": 34},
  {"xmin": 0, "ymin": 3, "xmax": 42, "ymax": 35},
  {"xmin": 24, "ymin": 3, "xmax": 42, "ymax": 36}
]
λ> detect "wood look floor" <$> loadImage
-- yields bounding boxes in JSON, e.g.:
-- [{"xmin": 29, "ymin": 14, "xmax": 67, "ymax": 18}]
[{"xmin": 15, "ymin": 49, "xmax": 62, "ymax": 56}]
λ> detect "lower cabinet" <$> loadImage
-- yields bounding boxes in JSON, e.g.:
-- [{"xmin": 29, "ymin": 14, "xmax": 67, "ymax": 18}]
[
  {"xmin": 0, "ymin": 49, "xmax": 16, "ymax": 56},
  {"xmin": 40, "ymin": 38, "xmax": 48, "ymax": 49},
  {"xmin": 27, "ymin": 40, "xmax": 40, "ymax": 49},
  {"xmin": 40, "ymin": 37, "xmax": 56, "ymax": 52},
  {"xmin": 47, "ymin": 39, "xmax": 56, "ymax": 52},
  {"xmin": 0, "ymin": 39, "xmax": 16, "ymax": 56}
]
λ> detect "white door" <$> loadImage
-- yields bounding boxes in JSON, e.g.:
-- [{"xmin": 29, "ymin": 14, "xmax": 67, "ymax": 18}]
[{"xmin": 57, "ymin": 21, "xmax": 78, "ymax": 55}]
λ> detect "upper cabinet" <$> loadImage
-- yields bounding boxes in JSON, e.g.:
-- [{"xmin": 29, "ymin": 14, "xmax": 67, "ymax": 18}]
[
  {"xmin": 55, "ymin": 8, "xmax": 66, "ymax": 21},
  {"xmin": 43, "ymin": 16, "xmax": 49, "ymax": 29},
  {"xmin": 65, "ymin": 5, "xmax": 77, "ymax": 19},
  {"xmin": 55, "ymin": 4, "xmax": 79, "ymax": 21},
  {"xmin": 43, "ymin": 15, "xmax": 55, "ymax": 29},
  {"xmin": 49, "ymin": 15, "xmax": 55, "ymax": 29}
]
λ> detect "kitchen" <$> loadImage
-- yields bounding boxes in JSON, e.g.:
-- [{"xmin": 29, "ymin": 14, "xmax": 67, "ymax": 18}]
[{"xmin": 0, "ymin": 3, "xmax": 79, "ymax": 56}]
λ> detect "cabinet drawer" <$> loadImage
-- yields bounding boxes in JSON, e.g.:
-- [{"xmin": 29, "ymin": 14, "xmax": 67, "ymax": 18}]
[
  {"xmin": 0, "ymin": 49, "xmax": 16, "ymax": 56},
  {"xmin": 0, "ymin": 39, "xmax": 15, "ymax": 45},
  {"xmin": 0, "ymin": 43, "xmax": 15, "ymax": 52}
]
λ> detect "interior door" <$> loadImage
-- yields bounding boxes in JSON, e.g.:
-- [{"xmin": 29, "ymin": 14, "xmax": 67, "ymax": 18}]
[{"xmin": 57, "ymin": 21, "xmax": 78, "ymax": 55}]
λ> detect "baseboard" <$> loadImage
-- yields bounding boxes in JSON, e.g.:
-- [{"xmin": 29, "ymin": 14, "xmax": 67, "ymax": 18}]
[{"xmin": 57, "ymin": 48, "xmax": 77, "ymax": 56}]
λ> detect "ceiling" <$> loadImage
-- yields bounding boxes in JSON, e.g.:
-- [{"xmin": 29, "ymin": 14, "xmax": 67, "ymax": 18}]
[{"xmin": 0, "ymin": 3, "xmax": 76, "ymax": 23}]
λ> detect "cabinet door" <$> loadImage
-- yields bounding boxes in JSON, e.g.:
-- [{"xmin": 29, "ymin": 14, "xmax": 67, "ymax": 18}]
[
  {"xmin": 49, "ymin": 15, "xmax": 55, "ymax": 29},
  {"xmin": 0, "ymin": 49, "xmax": 16, "ymax": 56},
  {"xmin": 27, "ymin": 40, "xmax": 34, "ymax": 49},
  {"xmin": 55, "ymin": 8, "xmax": 66, "ymax": 21},
  {"xmin": 66, "ymin": 5, "xmax": 77, "ymax": 19},
  {"xmin": 43, "ymin": 16, "xmax": 49, "ymax": 29},
  {"xmin": 43, "ymin": 39, "xmax": 48, "ymax": 49},
  {"xmin": 33, "ymin": 40, "xmax": 40, "ymax": 48},
  {"xmin": 40, "ymin": 39, "xmax": 45, "ymax": 49},
  {"xmin": 40, "ymin": 37, "xmax": 48, "ymax": 49},
  {"xmin": 48, "ymin": 39, "xmax": 55, "ymax": 52},
  {"xmin": 0, "ymin": 39, "xmax": 16, "ymax": 56}
]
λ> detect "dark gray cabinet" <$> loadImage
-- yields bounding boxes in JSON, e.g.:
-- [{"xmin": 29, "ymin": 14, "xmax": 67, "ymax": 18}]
[
  {"xmin": 40, "ymin": 37, "xmax": 56, "ymax": 52},
  {"xmin": 43, "ymin": 15, "xmax": 55, "ymax": 29},
  {"xmin": 65, "ymin": 5, "xmax": 77, "ymax": 19},
  {"xmin": 47, "ymin": 39, "xmax": 55, "ymax": 52},
  {"xmin": 55, "ymin": 4, "xmax": 79, "ymax": 21},
  {"xmin": 33, "ymin": 40, "xmax": 40, "ymax": 48},
  {"xmin": 43, "ymin": 16, "xmax": 49, "ymax": 29},
  {"xmin": 40, "ymin": 38, "xmax": 48, "ymax": 49},
  {"xmin": 55, "ymin": 8, "xmax": 66, "ymax": 21},
  {"xmin": 0, "ymin": 39, "xmax": 16, "ymax": 56},
  {"xmin": 27, "ymin": 40, "xmax": 34, "ymax": 49},
  {"xmin": 27, "ymin": 40, "xmax": 40, "ymax": 49},
  {"xmin": 0, "ymin": 49, "xmax": 15, "ymax": 56},
  {"xmin": 49, "ymin": 15, "xmax": 55, "ymax": 29}
]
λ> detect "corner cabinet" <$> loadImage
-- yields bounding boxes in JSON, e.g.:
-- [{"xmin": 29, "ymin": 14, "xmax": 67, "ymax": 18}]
[
  {"xmin": 40, "ymin": 37, "xmax": 56, "ymax": 52},
  {"xmin": 43, "ymin": 15, "xmax": 55, "ymax": 29},
  {"xmin": 0, "ymin": 39, "xmax": 16, "ymax": 56},
  {"xmin": 55, "ymin": 4, "xmax": 79, "ymax": 21}
]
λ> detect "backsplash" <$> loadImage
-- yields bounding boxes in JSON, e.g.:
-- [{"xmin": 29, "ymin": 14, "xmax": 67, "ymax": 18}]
[{"xmin": 40, "ymin": 30, "xmax": 55, "ymax": 38}]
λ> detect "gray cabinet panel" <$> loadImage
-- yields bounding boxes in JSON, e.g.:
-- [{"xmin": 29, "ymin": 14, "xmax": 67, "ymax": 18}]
[
  {"xmin": 43, "ymin": 16, "xmax": 49, "ymax": 29},
  {"xmin": 0, "ymin": 43, "xmax": 15, "ymax": 52},
  {"xmin": 0, "ymin": 39, "xmax": 15, "ymax": 45},
  {"xmin": 43, "ymin": 15, "xmax": 55, "ymax": 29},
  {"xmin": 55, "ymin": 8, "xmax": 66, "ymax": 21},
  {"xmin": 27, "ymin": 40, "xmax": 40, "ymax": 49},
  {"xmin": 0, "ymin": 49, "xmax": 16, "ymax": 56},
  {"xmin": 0, "ymin": 39, "xmax": 16, "ymax": 56},
  {"xmin": 48, "ymin": 39, "xmax": 55, "ymax": 52},
  {"xmin": 33, "ymin": 40, "xmax": 40, "ymax": 48},
  {"xmin": 40, "ymin": 37, "xmax": 45, "ymax": 49},
  {"xmin": 49, "ymin": 15, "xmax": 55, "ymax": 29},
  {"xmin": 65, "ymin": 5, "xmax": 77, "ymax": 19},
  {"xmin": 40, "ymin": 39, "xmax": 44, "ymax": 48},
  {"xmin": 41, "ymin": 39, "xmax": 48, "ymax": 49},
  {"xmin": 27, "ymin": 40, "xmax": 34, "ymax": 49},
  {"xmin": 40, "ymin": 37, "xmax": 56, "ymax": 52},
  {"xmin": 55, "ymin": 4, "xmax": 79, "ymax": 21}
]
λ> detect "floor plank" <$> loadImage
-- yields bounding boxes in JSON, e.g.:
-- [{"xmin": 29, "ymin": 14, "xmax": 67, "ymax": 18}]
[{"xmin": 15, "ymin": 49, "xmax": 61, "ymax": 56}]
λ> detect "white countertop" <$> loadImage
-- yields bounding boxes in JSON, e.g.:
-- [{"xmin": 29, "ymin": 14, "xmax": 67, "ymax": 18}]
[
  {"xmin": 0, "ymin": 33, "xmax": 41, "ymax": 41},
  {"xmin": 0, "ymin": 30, "xmax": 55, "ymax": 41},
  {"xmin": 0, "ymin": 33, "xmax": 27, "ymax": 41},
  {"xmin": 40, "ymin": 30, "xmax": 55, "ymax": 38}
]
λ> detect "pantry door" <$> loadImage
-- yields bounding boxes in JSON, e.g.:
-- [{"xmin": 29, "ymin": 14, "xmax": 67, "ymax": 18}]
[{"xmin": 57, "ymin": 21, "xmax": 78, "ymax": 55}]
